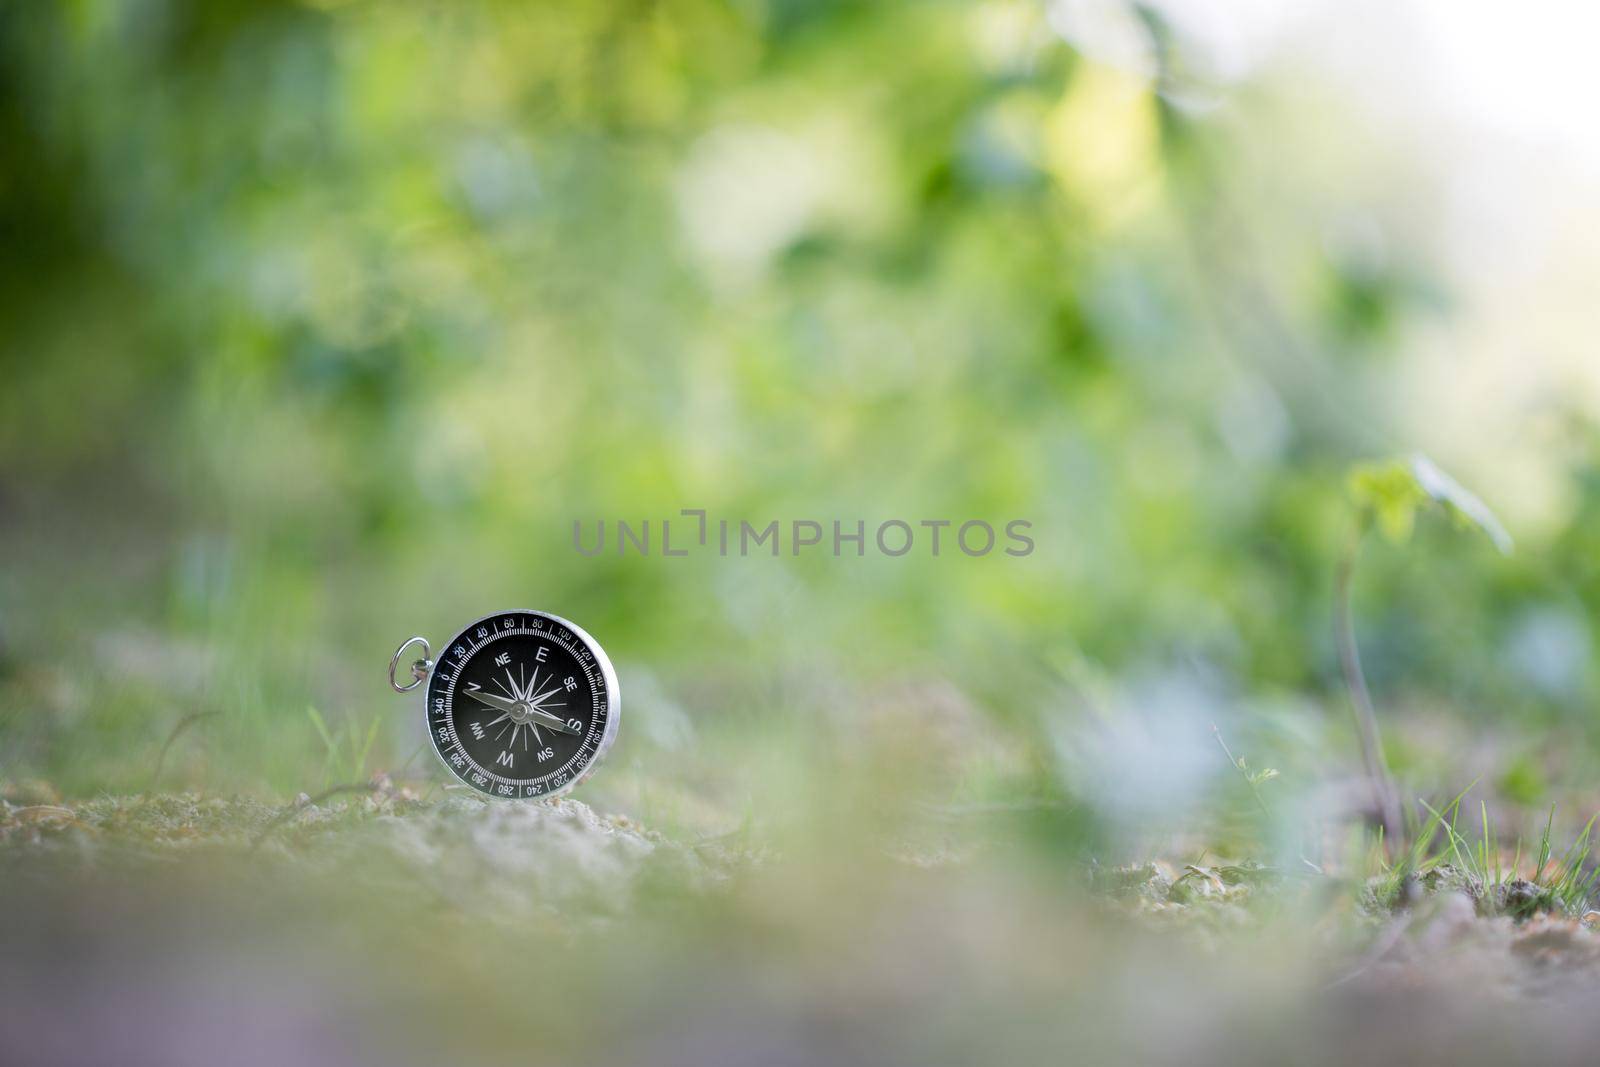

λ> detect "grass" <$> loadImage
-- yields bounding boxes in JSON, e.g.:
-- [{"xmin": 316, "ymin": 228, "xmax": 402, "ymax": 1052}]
[
  {"xmin": 1369, "ymin": 785, "xmax": 1600, "ymax": 919},
  {"xmin": 304, "ymin": 706, "xmax": 383, "ymax": 788}
]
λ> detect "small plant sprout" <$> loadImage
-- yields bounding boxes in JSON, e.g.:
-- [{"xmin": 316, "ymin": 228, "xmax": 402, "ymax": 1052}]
[
  {"xmin": 1339, "ymin": 453, "xmax": 1512, "ymax": 848},
  {"xmin": 1212, "ymin": 723, "xmax": 1277, "ymax": 817}
]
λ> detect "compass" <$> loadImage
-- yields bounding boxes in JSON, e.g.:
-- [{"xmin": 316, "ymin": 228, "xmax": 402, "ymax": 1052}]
[{"xmin": 388, "ymin": 610, "xmax": 620, "ymax": 799}]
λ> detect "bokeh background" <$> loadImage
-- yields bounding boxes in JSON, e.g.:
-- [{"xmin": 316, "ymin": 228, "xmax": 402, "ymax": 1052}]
[
  {"xmin": 9, "ymin": 1, "xmax": 1600, "ymax": 1063},
  {"xmin": 7, "ymin": 0, "xmax": 1600, "ymax": 837}
]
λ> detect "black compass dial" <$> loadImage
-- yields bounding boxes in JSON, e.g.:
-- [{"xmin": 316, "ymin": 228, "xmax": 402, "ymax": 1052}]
[{"xmin": 424, "ymin": 611, "xmax": 618, "ymax": 799}]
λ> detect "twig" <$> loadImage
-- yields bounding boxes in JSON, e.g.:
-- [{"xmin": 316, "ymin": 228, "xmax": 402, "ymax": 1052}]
[
  {"xmin": 248, "ymin": 782, "xmax": 379, "ymax": 853},
  {"xmin": 150, "ymin": 710, "xmax": 221, "ymax": 788},
  {"xmin": 394, "ymin": 740, "xmax": 429, "ymax": 777},
  {"xmin": 1324, "ymin": 914, "xmax": 1413, "ymax": 990},
  {"xmin": 8, "ymin": 805, "xmax": 77, "ymax": 823}
]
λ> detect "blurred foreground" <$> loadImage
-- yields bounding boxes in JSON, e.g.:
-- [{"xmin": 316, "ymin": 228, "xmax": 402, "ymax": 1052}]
[{"xmin": 9, "ymin": 789, "xmax": 1600, "ymax": 1067}]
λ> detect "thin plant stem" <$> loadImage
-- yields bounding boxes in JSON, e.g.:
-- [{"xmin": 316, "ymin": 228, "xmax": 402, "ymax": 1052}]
[
  {"xmin": 248, "ymin": 782, "xmax": 380, "ymax": 852},
  {"xmin": 1334, "ymin": 518, "xmax": 1402, "ymax": 848}
]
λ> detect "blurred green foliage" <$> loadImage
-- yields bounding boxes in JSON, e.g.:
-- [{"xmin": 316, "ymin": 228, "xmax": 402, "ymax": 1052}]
[{"xmin": 1, "ymin": 0, "xmax": 1598, "ymax": 849}]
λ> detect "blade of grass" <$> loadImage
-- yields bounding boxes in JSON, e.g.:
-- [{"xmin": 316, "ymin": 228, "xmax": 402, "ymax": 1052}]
[
  {"xmin": 1534, "ymin": 804, "xmax": 1557, "ymax": 884},
  {"xmin": 305, "ymin": 706, "xmax": 339, "ymax": 785},
  {"xmin": 1379, "ymin": 782, "xmax": 1477, "ymax": 905},
  {"xmin": 351, "ymin": 714, "xmax": 382, "ymax": 782}
]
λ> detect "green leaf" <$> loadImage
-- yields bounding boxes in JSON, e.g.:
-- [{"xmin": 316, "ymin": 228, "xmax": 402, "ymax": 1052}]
[
  {"xmin": 1346, "ymin": 460, "xmax": 1425, "ymax": 544},
  {"xmin": 1345, "ymin": 454, "xmax": 1512, "ymax": 554}
]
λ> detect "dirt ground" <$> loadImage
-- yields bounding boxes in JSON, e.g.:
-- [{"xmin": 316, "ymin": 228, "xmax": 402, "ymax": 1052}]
[{"xmin": 8, "ymin": 788, "xmax": 1600, "ymax": 1066}]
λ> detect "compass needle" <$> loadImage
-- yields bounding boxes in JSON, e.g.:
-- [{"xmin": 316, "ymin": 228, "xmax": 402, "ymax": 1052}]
[{"xmin": 528, "ymin": 684, "xmax": 564, "ymax": 706}]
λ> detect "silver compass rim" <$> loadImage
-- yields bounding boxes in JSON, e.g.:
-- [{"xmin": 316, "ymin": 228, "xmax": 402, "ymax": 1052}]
[{"xmin": 423, "ymin": 607, "xmax": 621, "ymax": 801}]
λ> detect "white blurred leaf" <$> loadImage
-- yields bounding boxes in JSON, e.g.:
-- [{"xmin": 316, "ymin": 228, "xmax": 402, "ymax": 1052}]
[{"xmin": 1409, "ymin": 453, "xmax": 1514, "ymax": 555}]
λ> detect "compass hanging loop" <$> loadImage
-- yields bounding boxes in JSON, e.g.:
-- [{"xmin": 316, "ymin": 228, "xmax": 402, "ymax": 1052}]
[{"xmin": 389, "ymin": 636, "xmax": 433, "ymax": 692}]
